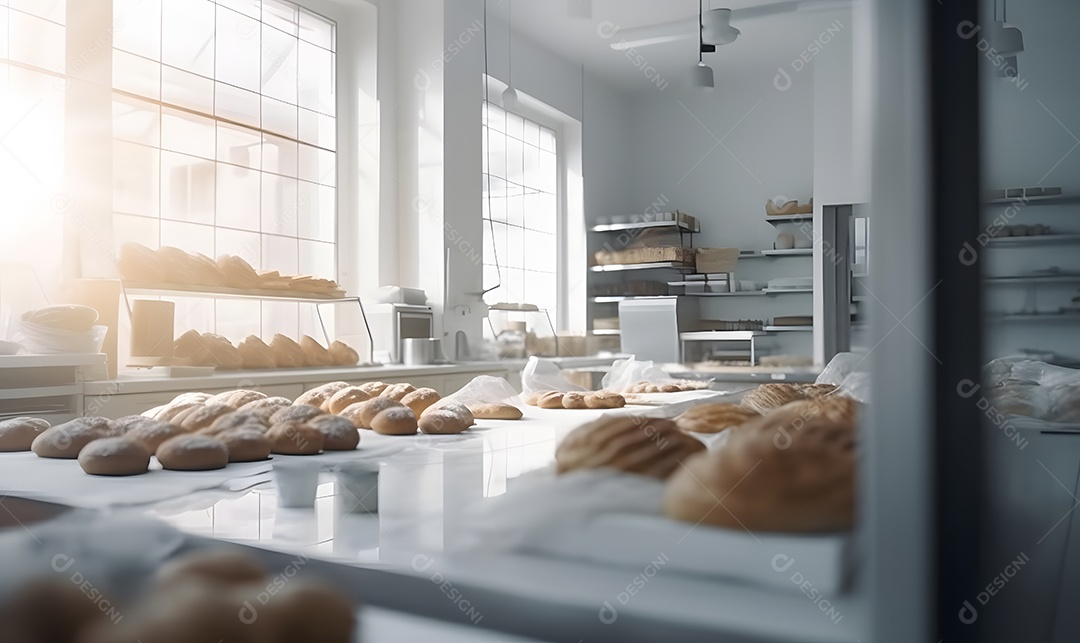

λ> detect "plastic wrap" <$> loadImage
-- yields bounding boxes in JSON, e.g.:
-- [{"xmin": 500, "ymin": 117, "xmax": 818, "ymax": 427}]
[
  {"xmin": 520, "ymin": 356, "xmax": 588, "ymax": 393},
  {"xmin": 441, "ymin": 375, "xmax": 521, "ymax": 405},
  {"xmin": 816, "ymin": 352, "xmax": 870, "ymax": 386},
  {"xmin": 601, "ymin": 357, "xmax": 674, "ymax": 391},
  {"xmin": 982, "ymin": 358, "xmax": 1080, "ymax": 424}
]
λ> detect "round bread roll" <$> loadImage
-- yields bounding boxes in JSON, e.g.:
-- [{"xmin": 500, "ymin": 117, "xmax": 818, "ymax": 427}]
[
  {"xmin": 536, "ymin": 391, "xmax": 565, "ymax": 409},
  {"xmin": 0, "ymin": 417, "xmax": 50, "ymax": 452},
  {"xmin": 556, "ymin": 416, "xmax": 705, "ymax": 479},
  {"xmin": 271, "ymin": 404, "xmax": 326, "ymax": 425},
  {"xmin": 522, "ymin": 391, "xmax": 543, "ymax": 406},
  {"xmin": 308, "ymin": 414, "xmax": 360, "ymax": 450},
  {"xmin": 156, "ymin": 434, "xmax": 229, "ymax": 471},
  {"xmin": 468, "ymin": 403, "xmax": 523, "ymax": 420},
  {"xmin": 629, "ymin": 381, "xmax": 650, "ymax": 394},
  {"xmin": 3, "ymin": 579, "xmax": 106, "ymax": 643},
  {"xmin": 204, "ymin": 411, "xmax": 269, "ymax": 436},
  {"xmin": 156, "ymin": 549, "xmax": 267, "ymax": 588},
  {"xmin": 380, "ymin": 382, "xmax": 417, "ymax": 401},
  {"xmin": 423, "ymin": 401, "xmax": 474, "ymax": 424},
  {"xmin": 300, "ymin": 335, "xmax": 335, "ymax": 367},
  {"xmin": 344, "ymin": 397, "xmax": 404, "ymax": 429},
  {"xmin": 329, "ymin": 340, "xmax": 359, "ymax": 367},
  {"xmin": 156, "ymin": 400, "xmax": 205, "ymax": 423},
  {"xmin": 740, "ymin": 383, "xmax": 807, "ymax": 413},
  {"xmin": 358, "ymin": 381, "xmax": 389, "ymax": 397},
  {"xmin": 238, "ymin": 396, "xmax": 293, "ymax": 423},
  {"xmin": 584, "ymin": 391, "xmax": 626, "ymax": 409},
  {"xmin": 676, "ymin": 403, "xmax": 760, "ymax": 434},
  {"xmin": 78, "ymin": 437, "xmax": 151, "ymax": 476},
  {"xmin": 264, "ymin": 582, "xmax": 356, "ymax": 643},
  {"xmin": 31, "ymin": 417, "xmax": 116, "ymax": 459},
  {"xmin": 218, "ymin": 428, "xmax": 272, "ymax": 462},
  {"xmin": 400, "ymin": 387, "xmax": 441, "ymax": 416},
  {"xmin": 267, "ymin": 421, "xmax": 325, "ymax": 455},
  {"xmin": 664, "ymin": 397, "xmax": 858, "ymax": 532},
  {"xmin": 370, "ymin": 406, "xmax": 418, "ymax": 435},
  {"xmin": 418, "ymin": 408, "xmax": 471, "ymax": 434},
  {"xmin": 120, "ymin": 417, "xmax": 185, "ymax": 453},
  {"xmin": 270, "ymin": 334, "xmax": 306, "ymax": 368},
  {"xmin": 177, "ymin": 404, "xmax": 234, "ymax": 433},
  {"xmin": 238, "ymin": 335, "xmax": 278, "ymax": 369},
  {"xmin": 206, "ymin": 389, "xmax": 266, "ymax": 409},
  {"xmin": 327, "ymin": 386, "xmax": 371, "ymax": 415},
  {"xmin": 294, "ymin": 381, "xmax": 349, "ymax": 409},
  {"xmin": 561, "ymin": 392, "xmax": 588, "ymax": 409}
]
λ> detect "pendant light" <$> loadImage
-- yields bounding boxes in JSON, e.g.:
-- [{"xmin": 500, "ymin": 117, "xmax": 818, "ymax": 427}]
[
  {"xmin": 502, "ymin": 1, "xmax": 520, "ymax": 110},
  {"xmin": 692, "ymin": 0, "xmax": 715, "ymax": 92},
  {"xmin": 992, "ymin": 0, "xmax": 1024, "ymax": 57}
]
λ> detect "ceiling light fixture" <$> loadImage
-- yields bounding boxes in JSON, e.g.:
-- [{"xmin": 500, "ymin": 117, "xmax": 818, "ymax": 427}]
[
  {"xmin": 501, "ymin": 1, "xmax": 520, "ymax": 110},
  {"xmin": 991, "ymin": 0, "xmax": 1024, "ymax": 57},
  {"xmin": 692, "ymin": 0, "xmax": 715, "ymax": 92}
]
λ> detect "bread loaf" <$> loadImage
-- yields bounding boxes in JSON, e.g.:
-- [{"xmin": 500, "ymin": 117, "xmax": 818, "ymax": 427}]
[
  {"xmin": 188, "ymin": 252, "xmax": 226, "ymax": 286},
  {"xmin": 400, "ymin": 387, "xmax": 440, "ymax": 416},
  {"xmin": 271, "ymin": 404, "xmax": 326, "ymax": 425},
  {"xmin": 370, "ymin": 406, "xmax": 418, "ymax": 435},
  {"xmin": 123, "ymin": 417, "xmax": 185, "ymax": 453},
  {"xmin": 536, "ymin": 391, "xmax": 565, "ymax": 409},
  {"xmin": 216, "ymin": 254, "xmax": 261, "ymax": 288},
  {"xmin": 156, "ymin": 550, "xmax": 267, "ymax": 588},
  {"xmin": 327, "ymin": 386, "xmax": 371, "ymax": 415},
  {"xmin": 300, "ymin": 335, "xmax": 334, "ymax": 367},
  {"xmin": 206, "ymin": 389, "xmax": 266, "ymax": 409},
  {"xmin": 675, "ymin": 403, "xmax": 760, "ymax": 434},
  {"xmin": 217, "ymin": 428, "xmax": 272, "ymax": 462},
  {"xmin": 663, "ymin": 397, "xmax": 859, "ymax": 532},
  {"xmin": 237, "ymin": 335, "xmax": 278, "ymax": 369},
  {"xmin": 556, "ymin": 416, "xmax": 705, "ymax": 479},
  {"xmin": 78, "ymin": 437, "xmax": 151, "ymax": 476},
  {"xmin": 561, "ymin": 392, "xmax": 588, "ymax": 409},
  {"xmin": 380, "ymin": 382, "xmax": 417, "ymax": 401},
  {"xmin": 467, "ymin": 403, "xmax": 523, "ymax": 420},
  {"xmin": 156, "ymin": 435, "xmax": 229, "ymax": 471},
  {"xmin": 341, "ymin": 397, "xmax": 402, "ymax": 429},
  {"xmin": 294, "ymin": 382, "xmax": 349, "ymax": 409},
  {"xmin": 308, "ymin": 414, "xmax": 360, "ymax": 450},
  {"xmin": 0, "ymin": 417, "xmax": 50, "ymax": 452},
  {"xmin": 522, "ymin": 392, "xmax": 544, "ymax": 406},
  {"xmin": 203, "ymin": 411, "xmax": 269, "ymax": 435},
  {"xmin": 237, "ymin": 396, "xmax": 293, "ymax": 423},
  {"xmin": 328, "ymin": 340, "xmax": 359, "ymax": 366},
  {"xmin": 584, "ymin": 391, "xmax": 626, "ymax": 409},
  {"xmin": 358, "ymin": 381, "xmax": 389, "ymax": 397},
  {"xmin": 270, "ymin": 334, "xmax": 306, "ymax": 368},
  {"xmin": 21, "ymin": 304, "xmax": 98, "ymax": 333},
  {"xmin": 740, "ymin": 383, "xmax": 807, "ymax": 413},
  {"xmin": 31, "ymin": 417, "xmax": 116, "ymax": 459},
  {"xmin": 117, "ymin": 242, "xmax": 165, "ymax": 283},
  {"xmin": 418, "ymin": 408, "xmax": 471, "ymax": 434},
  {"xmin": 267, "ymin": 421, "xmax": 325, "ymax": 454},
  {"xmin": 201, "ymin": 333, "xmax": 243, "ymax": 370},
  {"xmin": 177, "ymin": 404, "xmax": 234, "ymax": 433}
]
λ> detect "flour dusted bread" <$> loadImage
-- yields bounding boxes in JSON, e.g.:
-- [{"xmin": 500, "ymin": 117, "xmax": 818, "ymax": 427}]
[
  {"xmin": 176, "ymin": 404, "xmax": 234, "ymax": 433},
  {"xmin": 370, "ymin": 406, "xmax": 418, "ymax": 435},
  {"xmin": 343, "ymin": 397, "xmax": 403, "ymax": 429},
  {"xmin": 400, "ymin": 387, "xmax": 440, "ymax": 415},
  {"xmin": 271, "ymin": 404, "xmax": 326, "ymax": 425},
  {"xmin": 585, "ymin": 391, "xmax": 626, "ymax": 409},
  {"xmin": 237, "ymin": 335, "xmax": 278, "ymax": 369},
  {"xmin": 327, "ymin": 386, "xmax": 371, "ymax": 414},
  {"xmin": 676, "ymin": 403, "xmax": 760, "ymax": 434},
  {"xmin": 217, "ymin": 429, "xmax": 272, "ymax": 462},
  {"xmin": 267, "ymin": 421, "xmax": 325, "ymax": 454},
  {"xmin": 0, "ymin": 417, "xmax": 50, "ymax": 452},
  {"xmin": 31, "ymin": 417, "xmax": 116, "ymax": 459},
  {"xmin": 796, "ymin": 383, "xmax": 839, "ymax": 399},
  {"xmin": 308, "ymin": 414, "xmax": 360, "ymax": 450},
  {"xmin": 205, "ymin": 389, "xmax": 266, "ymax": 409},
  {"xmin": 294, "ymin": 381, "xmax": 349, "ymax": 409},
  {"xmin": 202, "ymin": 411, "xmax": 268, "ymax": 436},
  {"xmin": 78, "ymin": 437, "xmax": 151, "ymax": 476},
  {"xmin": 238, "ymin": 396, "xmax": 293, "ymax": 423},
  {"xmin": 740, "ymin": 383, "xmax": 806, "ymax": 413},
  {"xmin": 664, "ymin": 397, "xmax": 859, "ymax": 532},
  {"xmin": 556, "ymin": 416, "xmax": 705, "ymax": 479},
  {"xmin": 536, "ymin": 391, "xmax": 565, "ymax": 408},
  {"xmin": 156, "ymin": 434, "xmax": 229, "ymax": 471},
  {"xmin": 468, "ymin": 403, "xmax": 523, "ymax": 420},
  {"xmin": 119, "ymin": 416, "xmax": 185, "ymax": 453},
  {"xmin": 358, "ymin": 381, "xmax": 390, "ymax": 397},
  {"xmin": 380, "ymin": 382, "xmax": 417, "ymax": 401}
]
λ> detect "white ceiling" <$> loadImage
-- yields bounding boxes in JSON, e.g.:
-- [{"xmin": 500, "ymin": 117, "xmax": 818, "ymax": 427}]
[{"xmin": 488, "ymin": 0, "xmax": 852, "ymax": 92}]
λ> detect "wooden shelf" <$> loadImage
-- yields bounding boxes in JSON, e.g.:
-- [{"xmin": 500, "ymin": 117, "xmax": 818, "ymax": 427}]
[
  {"xmin": 588, "ymin": 262, "xmax": 694, "ymax": 273},
  {"xmin": 122, "ymin": 282, "xmax": 352, "ymax": 303}
]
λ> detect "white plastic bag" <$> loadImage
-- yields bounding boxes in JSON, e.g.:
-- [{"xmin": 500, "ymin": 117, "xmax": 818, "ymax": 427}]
[
  {"xmin": 601, "ymin": 356, "xmax": 674, "ymax": 392},
  {"xmin": 816, "ymin": 352, "xmax": 870, "ymax": 386},
  {"xmin": 520, "ymin": 356, "xmax": 588, "ymax": 393},
  {"xmin": 442, "ymin": 375, "xmax": 521, "ymax": 405}
]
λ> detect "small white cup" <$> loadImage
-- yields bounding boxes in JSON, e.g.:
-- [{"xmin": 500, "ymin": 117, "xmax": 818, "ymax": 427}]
[
  {"xmin": 273, "ymin": 459, "xmax": 320, "ymax": 508},
  {"xmin": 335, "ymin": 462, "xmax": 380, "ymax": 514}
]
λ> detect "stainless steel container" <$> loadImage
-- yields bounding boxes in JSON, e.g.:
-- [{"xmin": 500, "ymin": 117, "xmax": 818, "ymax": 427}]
[{"xmin": 402, "ymin": 338, "xmax": 444, "ymax": 365}]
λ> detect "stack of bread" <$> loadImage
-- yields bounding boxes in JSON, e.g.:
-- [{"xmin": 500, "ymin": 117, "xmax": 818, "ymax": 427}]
[
  {"xmin": 117, "ymin": 242, "xmax": 345, "ymax": 297},
  {"xmin": 173, "ymin": 331, "xmax": 359, "ymax": 370},
  {"xmin": 522, "ymin": 390, "xmax": 626, "ymax": 409},
  {"xmin": 4, "ymin": 548, "xmax": 356, "ymax": 643},
  {"xmin": 619, "ymin": 379, "xmax": 712, "ymax": 395}
]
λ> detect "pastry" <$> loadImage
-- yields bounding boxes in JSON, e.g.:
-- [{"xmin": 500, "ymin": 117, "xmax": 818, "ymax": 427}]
[
  {"xmin": 556, "ymin": 416, "xmax": 705, "ymax": 479},
  {"xmin": 300, "ymin": 335, "xmax": 334, "ymax": 367},
  {"xmin": 308, "ymin": 414, "xmax": 360, "ymax": 450},
  {"xmin": 206, "ymin": 389, "xmax": 265, "ymax": 409},
  {"xmin": 370, "ymin": 406, "xmax": 418, "ymax": 435},
  {"xmin": 156, "ymin": 435, "xmax": 229, "ymax": 471},
  {"xmin": 467, "ymin": 403, "xmax": 523, "ymax": 420},
  {"xmin": 522, "ymin": 392, "xmax": 544, "ymax": 406},
  {"xmin": 77, "ymin": 437, "xmax": 151, "ymax": 476},
  {"xmin": 797, "ymin": 383, "xmax": 839, "ymax": 399},
  {"xmin": 201, "ymin": 333, "xmax": 244, "ymax": 370},
  {"xmin": 156, "ymin": 549, "xmax": 267, "ymax": 588},
  {"xmin": 294, "ymin": 382, "xmax": 349, "ymax": 409},
  {"xmin": 0, "ymin": 417, "xmax": 50, "ymax": 452},
  {"xmin": 740, "ymin": 383, "xmax": 806, "ymax": 413},
  {"xmin": 400, "ymin": 387, "xmax": 441, "ymax": 416},
  {"xmin": 237, "ymin": 335, "xmax": 278, "ymax": 369},
  {"xmin": 664, "ymin": 397, "xmax": 858, "ymax": 532},
  {"xmin": 31, "ymin": 417, "xmax": 116, "ymax": 459},
  {"xmin": 536, "ymin": 391, "xmax": 565, "ymax": 409},
  {"xmin": 117, "ymin": 241, "xmax": 166, "ymax": 283},
  {"xmin": 341, "ymin": 397, "xmax": 402, "ymax": 429},
  {"xmin": 675, "ymin": 403, "xmax": 760, "ymax": 434},
  {"xmin": 267, "ymin": 421, "xmax": 325, "ymax": 454},
  {"xmin": 123, "ymin": 417, "xmax": 186, "ymax": 453},
  {"xmin": 271, "ymin": 404, "xmax": 326, "ymax": 425},
  {"xmin": 177, "ymin": 404, "xmax": 234, "ymax": 433},
  {"xmin": 156, "ymin": 401, "xmax": 204, "ymax": 423},
  {"xmin": 418, "ymin": 408, "xmax": 471, "ymax": 434},
  {"xmin": 237, "ymin": 396, "xmax": 293, "ymax": 423},
  {"xmin": 21, "ymin": 304, "xmax": 99, "ymax": 332},
  {"xmin": 561, "ymin": 392, "xmax": 588, "ymax": 409},
  {"xmin": 172, "ymin": 329, "xmax": 209, "ymax": 364},
  {"xmin": 423, "ymin": 401, "xmax": 475, "ymax": 424},
  {"xmin": 358, "ymin": 381, "xmax": 389, "ymax": 397},
  {"xmin": 327, "ymin": 386, "xmax": 371, "ymax": 414},
  {"xmin": 202, "ymin": 411, "xmax": 269, "ymax": 435},
  {"xmin": 380, "ymin": 382, "xmax": 417, "ymax": 401},
  {"xmin": 217, "ymin": 428, "xmax": 272, "ymax": 462},
  {"xmin": 270, "ymin": 334, "xmax": 306, "ymax": 368},
  {"xmin": 328, "ymin": 340, "xmax": 359, "ymax": 366},
  {"xmin": 216, "ymin": 254, "xmax": 261, "ymax": 288},
  {"xmin": 584, "ymin": 391, "xmax": 626, "ymax": 409}
]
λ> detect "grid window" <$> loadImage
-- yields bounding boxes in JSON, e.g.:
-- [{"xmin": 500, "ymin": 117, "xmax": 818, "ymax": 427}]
[{"xmin": 482, "ymin": 101, "xmax": 560, "ymax": 323}]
